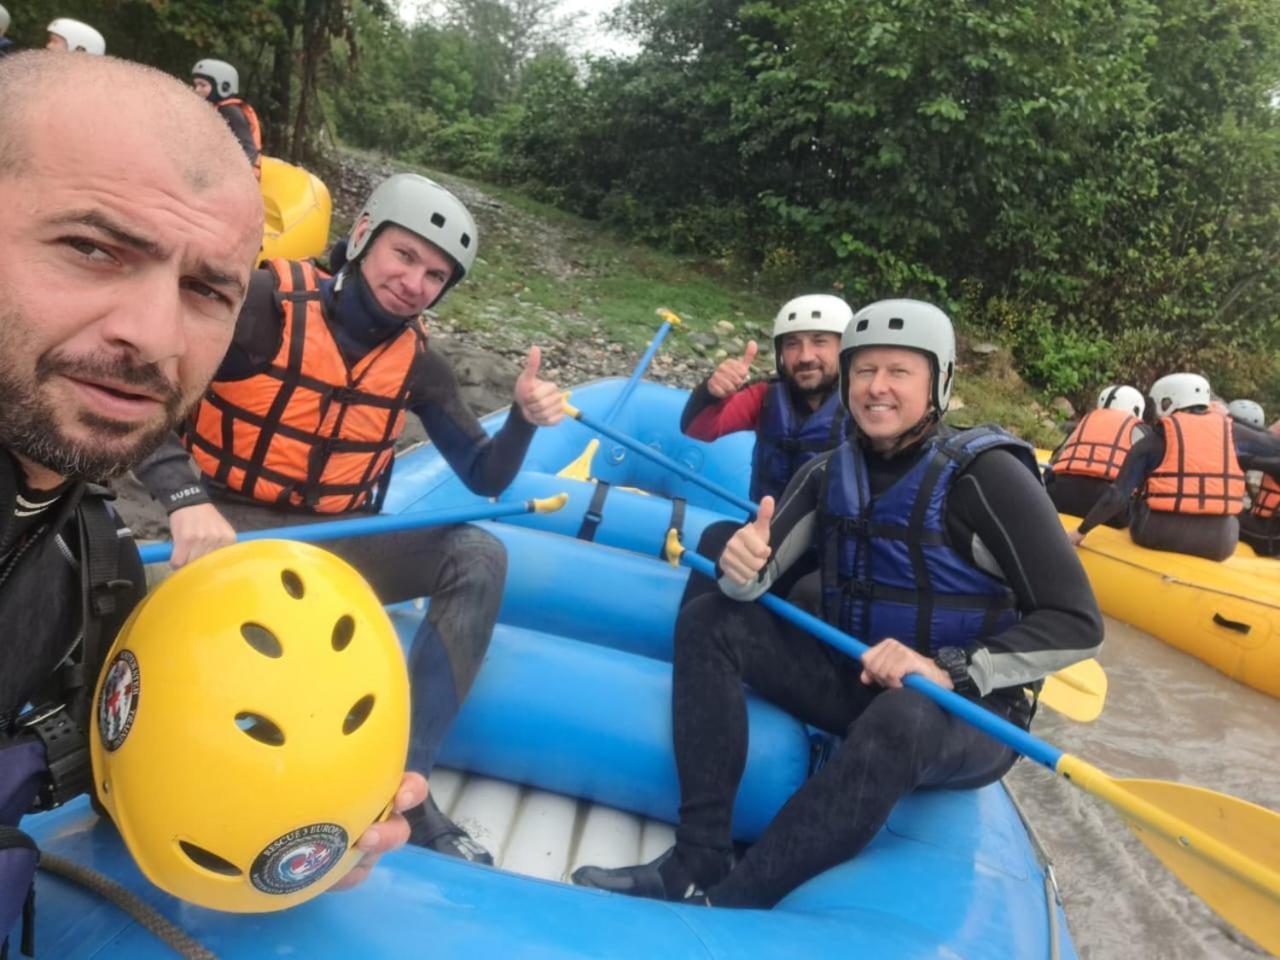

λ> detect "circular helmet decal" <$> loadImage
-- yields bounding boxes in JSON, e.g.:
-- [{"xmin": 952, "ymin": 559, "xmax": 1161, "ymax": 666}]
[
  {"xmin": 98, "ymin": 650, "xmax": 141, "ymax": 751},
  {"xmin": 250, "ymin": 823, "xmax": 349, "ymax": 895}
]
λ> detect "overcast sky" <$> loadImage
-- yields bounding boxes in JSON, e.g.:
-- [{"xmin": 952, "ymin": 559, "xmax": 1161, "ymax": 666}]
[{"xmin": 398, "ymin": 0, "xmax": 639, "ymax": 57}]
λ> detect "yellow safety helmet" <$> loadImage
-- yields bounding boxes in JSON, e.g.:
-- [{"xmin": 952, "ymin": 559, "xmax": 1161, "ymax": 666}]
[{"xmin": 90, "ymin": 539, "xmax": 409, "ymax": 913}]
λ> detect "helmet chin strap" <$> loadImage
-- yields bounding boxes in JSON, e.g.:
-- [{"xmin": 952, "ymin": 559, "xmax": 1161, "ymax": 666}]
[{"xmin": 874, "ymin": 408, "xmax": 940, "ymax": 459}]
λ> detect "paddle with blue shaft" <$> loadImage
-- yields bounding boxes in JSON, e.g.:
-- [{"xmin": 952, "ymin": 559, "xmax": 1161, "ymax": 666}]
[
  {"xmin": 559, "ymin": 307, "xmax": 684, "ymax": 483},
  {"xmin": 137, "ymin": 494, "xmax": 570, "ymax": 565},
  {"xmin": 666, "ymin": 531, "xmax": 1280, "ymax": 954},
  {"xmin": 562, "ymin": 397, "xmax": 758, "ymax": 516}
]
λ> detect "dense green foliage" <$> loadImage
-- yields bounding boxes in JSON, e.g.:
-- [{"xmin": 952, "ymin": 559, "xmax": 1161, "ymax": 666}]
[
  {"xmin": 327, "ymin": 0, "xmax": 1280, "ymax": 409},
  {"xmin": 8, "ymin": 0, "xmax": 1280, "ymax": 408}
]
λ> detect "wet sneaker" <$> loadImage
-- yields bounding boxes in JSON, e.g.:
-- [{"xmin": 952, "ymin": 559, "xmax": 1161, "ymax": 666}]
[
  {"xmin": 406, "ymin": 796, "xmax": 494, "ymax": 865},
  {"xmin": 571, "ymin": 846, "xmax": 729, "ymax": 901}
]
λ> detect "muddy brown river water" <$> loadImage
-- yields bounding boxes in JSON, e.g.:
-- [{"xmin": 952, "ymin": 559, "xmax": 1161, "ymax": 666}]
[{"xmin": 1005, "ymin": 616, "xmax": 1280, "ymax": 959}]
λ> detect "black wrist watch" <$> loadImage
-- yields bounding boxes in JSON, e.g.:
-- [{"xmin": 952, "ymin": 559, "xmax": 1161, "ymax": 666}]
[{"xmin": 934, "ymin": 646, "xmax": 978, "ymax": 697}]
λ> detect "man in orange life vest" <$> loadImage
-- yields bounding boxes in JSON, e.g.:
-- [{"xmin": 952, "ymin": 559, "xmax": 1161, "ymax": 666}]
[
  {"xmin": 136, "ymin": 173, "xmax": 565, "ymax": 863},
  {"xmin": 191, "ymin": 59, "xmax": 261, "ymax": 178},
  {"xmin": 677, "ymin": 294, "xmax": 852, "ymax": 605},
  {"xmin": 1045, "ymin": 384, "xmax": 1150, "ymax": 523},
  {"xmin": 1070, "ymin": 373, "xmax": 1255, "ymax": 561},
  {"xmin": 1224, "ymin": 399, "xmax": 1280, "ymax": 557}
]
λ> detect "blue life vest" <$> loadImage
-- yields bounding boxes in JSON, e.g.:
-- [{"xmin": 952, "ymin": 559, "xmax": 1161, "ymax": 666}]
[
  {"xmin": 819, "ymin": 425, "xmax": 1040, "ymax": 655},
  {"xmin": 751, "ymin": 380, "xmax": 846, "ymax": 502}
]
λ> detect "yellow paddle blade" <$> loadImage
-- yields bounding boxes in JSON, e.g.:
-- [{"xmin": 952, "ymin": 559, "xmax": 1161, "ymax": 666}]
[
  {"xmin": 557, "ymin": 439, "xmax": 599, "ymax": 482},
  {"xmin": 1039, "ymin": 658, "xmax": 1108, "ymax": 723},
  {"xmin": 1122, "ymin": 779, "xmax": 1280, "ymax": 955},
  {"xmin": 1058, "ymin": 757, "xmax": 1280, "ymax": 954}
]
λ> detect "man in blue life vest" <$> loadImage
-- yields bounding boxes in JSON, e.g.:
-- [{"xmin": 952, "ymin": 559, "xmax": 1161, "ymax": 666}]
[
  {"xmin": 573, "ymin": 299, "xmax": 1102, "ymax": 907},
  {"xmin": 0, "ymin": 53, "xmax": 423, "ymax": 953},
  {"xmin": 678, "ymin": 294, "xmax": 852, "ymax": 604}
]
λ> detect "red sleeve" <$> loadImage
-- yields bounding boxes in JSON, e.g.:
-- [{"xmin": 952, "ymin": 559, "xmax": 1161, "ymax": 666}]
[{"xmin": 687, "ymin": 382, "xmax": 767, "ymax": 441}]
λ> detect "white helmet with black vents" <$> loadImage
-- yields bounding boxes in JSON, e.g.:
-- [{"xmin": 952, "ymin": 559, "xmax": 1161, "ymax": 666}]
[
  {"xmin": 47, "ymin": 17, "xmax": 104, "ymax": 55},
  {"xmin": 1227, "ymin": 399, "xmax": 1265, "ymax": 428},
  {"xmin": 1149, "ymin": 373, "xmax": 1212, "ymax": 415},
  {"xmin": 839, "ymin": 299, "xmax": 956, "ymax": 413},
  {"xmin": 192, "ymin": 59, "xmax": 239, "ymax": 99},
  {"xmin": 347, "ymin": 174, "xmax": 478, "ymax": 286},
  {"xmin": 1097, "ymin": 385, "xmax": 1145, "ymax": 419}
]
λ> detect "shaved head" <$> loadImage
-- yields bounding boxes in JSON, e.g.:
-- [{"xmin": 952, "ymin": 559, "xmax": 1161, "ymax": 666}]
[
  {"xmin": 0, "ymin": 51, "xmax": 257, "ymax": 199},
  {"xmin": 0, "ymin": 51, "xmax": 263, "ymax": 484}
]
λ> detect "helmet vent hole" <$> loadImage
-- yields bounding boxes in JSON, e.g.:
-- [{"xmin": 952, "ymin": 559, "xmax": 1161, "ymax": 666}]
[
  {"xmin": 343, "ymin": 694, "xmax": 375, "ymax": 735},
  {"xmin": 856, "ymin": 319, "xmax": 869, "ymax": 332},
  {"xmin": 332, "ymin": 615, "xmax": 355, "ymax": 651},
  {"xmin": 236, "ymin": 712, "xmax": 286, "ymax": 746},
  {"xmin": 179, "ymin": 841, "xmax": 243, "ymax": 877},
  {"xmin": 810, "ymin": 310, "xmax": 821, "ymax": 319},
  {"xmin": 241, "ymin": 623, "xmax": 283, "ymax": 658},
  {"xmin": 431, "ymin": 212, "xmax": 446, "ymax": 228},
  {"xmin": 888, "ymin": 317, "xmax": 904, "ymax": 330},
  {"xmin": 460, "ymin": 232, "xmax": 472, "ymax": 249},
  {"xmin": 281, "ymin": 570, "xmax": 305, "ymax": 598}
]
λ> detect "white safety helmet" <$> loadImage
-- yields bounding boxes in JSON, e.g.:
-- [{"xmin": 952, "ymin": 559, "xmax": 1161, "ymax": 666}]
[
  {"xmin": 47, "ymin": 17, "xmax": 105, "ymax": 55},
  {"xmin": 192, "ymin": 59, "xmax": 239, "ymax": 99},
  {"xmin": 1097, "ymin": 385, "xmax": 1145, "ymax": 419},
  {"xmin": 1149, "ymin": 373, "xmax": 1212, "ymax": 415},
  {"xmin": 839, "ymin": 299, "xmax": 956, "ymax": 413},
  {"xmin": 346, "ymin": 174, "xmax": 478, "ymax": 286},
  {"xmin": 1227, "ymin": 399, "xmax": 1265, "ymax": 429},
  {"xmin": 0, "ymin": 6, "xmax": 10, "ymax": 34},
  {"xmin": 771, "ymin": 294, "xmax": 853, "ymax": 342}
]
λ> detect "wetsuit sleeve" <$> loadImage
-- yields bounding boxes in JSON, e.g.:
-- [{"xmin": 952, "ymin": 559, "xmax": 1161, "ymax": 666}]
[
  {"xmin": 717, "ymin": 452, "xmax": 826, "ymax": 599},
  {"xmin": 1234, "ymin": 422, "xmax": 1280, "ymax": 473},
  {"xmin": 132, "ymin": 434, "xmax": 210, "ymax": 513},
  {"xmin": 682, "ymin": 381, "xmax": 767, "ymax": 442},
  {"xmin": 408, "ymin": 349, "xmax": 536, "ymax": 496},
  {"xmin": 947, "ymin": 449, "xmax": 1104, "ymax": 694},
  {"xmin": 215, "ymin": 269, "xmax": 284, "ymax": 380},
  {"xmin": 1077, "ymin": 432, "xmax": 1164, "ymax": 534},
  {"xmin": 220, "ymin": 103, "xmax": 260, "ymax": 165}
]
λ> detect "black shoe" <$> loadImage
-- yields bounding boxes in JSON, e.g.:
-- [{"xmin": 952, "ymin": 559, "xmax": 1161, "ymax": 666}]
[
  {"xmin": 572, "ymin": 846, "xmax": 729, "ymax": 902},
  {"xmin": 406, "ymin": 796, "xmax": 494, "ymax": 865}
]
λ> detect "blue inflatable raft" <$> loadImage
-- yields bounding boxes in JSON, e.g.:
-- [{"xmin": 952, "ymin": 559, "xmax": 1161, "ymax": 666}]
[{"xmin": 25, "ymin": 378, "xmax": 1076, "ymax": 958}]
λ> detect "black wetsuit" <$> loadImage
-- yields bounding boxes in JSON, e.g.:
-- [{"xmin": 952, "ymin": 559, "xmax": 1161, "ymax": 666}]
[
  {"xmin": 669, "ymin": 430, "xmax": 1102, "ymax": 908},
  {"xmin": 216, "ymin": 100, "xmax": 259, "ymax": 167},
  {"xmin": 137, "ymin": 266, "xmax": 537, "ymax": 776}
]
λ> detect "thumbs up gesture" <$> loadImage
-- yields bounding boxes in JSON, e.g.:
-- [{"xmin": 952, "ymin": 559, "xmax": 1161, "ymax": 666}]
[
  {"xmin": 514, "ymin": 345, "xmax": 564, "ymax": 426},
  {"xmin": 720, "ymin": 496, "xmax": 775, "ymax": 585},
  {"xmin": 707, "ymin": 340, "xmax": 759, "ymax": 399}
]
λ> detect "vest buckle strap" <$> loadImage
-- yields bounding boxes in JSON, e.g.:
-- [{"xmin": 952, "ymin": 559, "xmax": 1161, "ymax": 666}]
[
  {"xmin": 19, "ymin": 705, "xmax": 91, "ymax": 812},
  {"xmin": 844, "ymin": 578, "xmax": 875, "ymax": 598},
  {"xmin": 838, "ymin": 517, "xmax": 870, "ymax": 536}
]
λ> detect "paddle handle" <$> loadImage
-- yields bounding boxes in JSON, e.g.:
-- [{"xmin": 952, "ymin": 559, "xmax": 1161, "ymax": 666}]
[
  {"xmin": 566, "ymin": 403, "xmax": 758, "ymax": 517},
  {"xmin": 137, "ymin": 494, "xmax": 569, "ymax": 565},
  {"xmin": 601, "ymin": 308, "xmax": 681, "ymax": 425},
  {"xmin": 674, "ymin": 540, "xmax": 1063, "ymax": 770}
]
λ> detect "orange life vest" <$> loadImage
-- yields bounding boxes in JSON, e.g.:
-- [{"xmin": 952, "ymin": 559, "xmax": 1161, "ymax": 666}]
[
  {"xmin": 1142, "ymin": 412, "xmax": 1245, "ymax": 515},
  {"xmin": 219, "ymin": 97, "xmax": 262, "ymax": 179},
  {"xmin": 185, "ymin": 259, "xmax": 420, "ymax": 513},
  {"xmin": 1052, "ymin": 408, "xmax": 1140, "ymax": 481},
  {"xmin": 1252, "ymin": 472, "xmax": 1280, "ymax": 520}
]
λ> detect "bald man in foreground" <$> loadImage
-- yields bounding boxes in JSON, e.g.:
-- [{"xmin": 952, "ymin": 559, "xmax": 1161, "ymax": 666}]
[{"xmin": 0, "ymin": 53, "xmax": 426, "ymax": 949}]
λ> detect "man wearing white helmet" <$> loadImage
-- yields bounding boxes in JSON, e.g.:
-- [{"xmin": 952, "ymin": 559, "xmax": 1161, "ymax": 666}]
[
  {"xmin": 575, "ymin": 299, "xmax": 1101, "ymax": 908},
  {"xmin": 1071, "ymin": 373, "xmax": 1257, "ymax": 560},
  {"xmin": 191, "ymin": 59, "xmax": 261, "ymax": 177},
  {"xmin": 678, "ymin": 294, "xmax": 851, "ymax": 604},
  {"xmin": 1045, "ymin": 384, "xmax": 1150, "ymax": 522},
  {"xmin": 45, "ymin": 17, "xmax": 104, "ymax": 55},
  {"xmin": 137, "ymin": 173, "xmax": 564, "ymax": 864},
  {"xmin": 1218, "ymin": 400, "xmax": 1280, "ymax": 557},
  {"xmin": 0, "ymin": 6, "xmax": 15, "ymax": 58}
]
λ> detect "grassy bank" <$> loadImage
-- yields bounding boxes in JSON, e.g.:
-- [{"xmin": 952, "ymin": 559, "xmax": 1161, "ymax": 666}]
[{"xmin": 331, "ymin": 147, "xmax": 1064, "ymax": 448}]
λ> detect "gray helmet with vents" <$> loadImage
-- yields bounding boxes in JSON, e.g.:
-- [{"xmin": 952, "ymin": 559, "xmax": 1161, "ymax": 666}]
[
  {"xmin": 192, "ymin": 59, "xmax": 239, "ymax": 99},
  {"xmin": 1097, "ymin": 385, "xmax": 1145, "ymax": 419},
  {"xmin": 839, "ymin": 299, "xmax": 956, "ymax": 413},
  {"xmin": 346, "ymin": 174, "xmax": 478, "ymax": 284},
  {"xmin": 47, "ymin": 17, "xmax": 104, "ymax": 54},
  {"xmin": 1227, "ymin": 399, "xmax": 1265, "ymax": 428}
]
